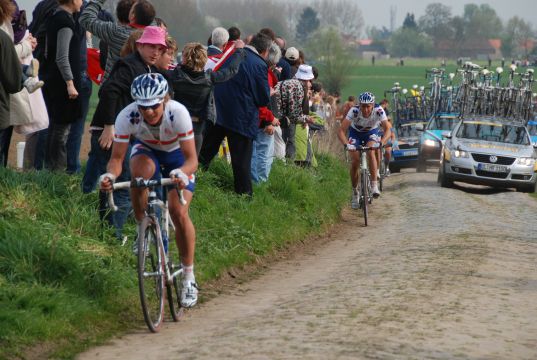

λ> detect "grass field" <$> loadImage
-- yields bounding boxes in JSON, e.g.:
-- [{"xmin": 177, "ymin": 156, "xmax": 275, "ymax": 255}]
[
  {"xmin": 0, "ymin": 155, "xmax": 349, "ymax": 359},
  {"xmin": 339, "ymin": 58, "xmax": 498, "ymax": 102}
]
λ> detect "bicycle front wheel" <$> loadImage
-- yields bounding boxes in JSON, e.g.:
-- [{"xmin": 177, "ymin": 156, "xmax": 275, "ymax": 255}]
[
  {"xmin": 138, "ymin": 217, "xmax": 165, "ymax": 332},
  {"xmin": 361, "ymin": 170, "xmax": 368, "ymax": 226}
]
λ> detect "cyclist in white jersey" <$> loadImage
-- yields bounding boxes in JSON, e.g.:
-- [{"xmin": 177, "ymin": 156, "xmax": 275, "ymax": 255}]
[
  {"xmin": 337, "ymin": 92, "xmax": 390, "ymax": 209},
  {"xmin": 100, "ymin": 73, "xmax": 199, "ymax": 307}
]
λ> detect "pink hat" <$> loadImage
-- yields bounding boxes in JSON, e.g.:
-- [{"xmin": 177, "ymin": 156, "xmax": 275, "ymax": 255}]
[{"xmin": 136, "ymin": 26, "xmax": 167, "ymax": 47}]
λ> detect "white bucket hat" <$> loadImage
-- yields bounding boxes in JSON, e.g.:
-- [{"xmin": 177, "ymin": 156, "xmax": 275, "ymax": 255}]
[{"xmin": 295, "ymin": 64, "xmax": 314, "ymax": 81}]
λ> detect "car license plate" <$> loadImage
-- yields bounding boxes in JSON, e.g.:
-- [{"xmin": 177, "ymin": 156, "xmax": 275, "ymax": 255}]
[
  {"xmin": 477, "ymin": 163, "xmax": 509, "ymax": 173},
  {"xmin": 403, "ymin": 150, "xmax": 418, "ymax": 156}
]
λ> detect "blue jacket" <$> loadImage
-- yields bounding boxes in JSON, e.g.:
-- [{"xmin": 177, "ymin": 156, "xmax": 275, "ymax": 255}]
[{"xmin": 214, "ymin": 47, "xmax": 270, "ymax": 139}]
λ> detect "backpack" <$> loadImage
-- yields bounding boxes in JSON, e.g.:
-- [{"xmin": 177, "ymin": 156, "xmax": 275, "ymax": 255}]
[{"xmin": 28, "ymin": 0, "xmax": 58, "ymax": 64}]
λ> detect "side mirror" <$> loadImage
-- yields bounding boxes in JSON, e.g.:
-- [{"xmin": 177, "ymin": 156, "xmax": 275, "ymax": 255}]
[
  {"xmin": 442, "ymin": 131, "xmax": 452, "ymax": 139},
  {"xmin": 415, "ymin": 123, "xmax": 424, "ymax": 131}
]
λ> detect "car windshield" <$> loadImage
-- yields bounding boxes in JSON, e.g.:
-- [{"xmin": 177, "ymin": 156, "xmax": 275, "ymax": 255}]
[
  {"xmin": 396, "ymin": 123, "xmax": 422, "ymax": 138},
  {"xmin": 527, "ymin": 123, "xmax": 537, "ymax": 136},
  {"xmin": 427, "ymin": 116, "xmax": 458, "ymax": 130},
  {"xmin": 456, "ymin": 121, "xmax": 530, "ymax": 145}
]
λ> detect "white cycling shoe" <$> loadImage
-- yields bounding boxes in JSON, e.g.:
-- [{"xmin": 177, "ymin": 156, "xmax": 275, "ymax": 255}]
[
  {"xmin": 372, "ymin": 183, "xmax": 381, "ymax": 198},
  {"xmin": 181, "ymin": 280, "xmax": 199, "ymax": 308}
]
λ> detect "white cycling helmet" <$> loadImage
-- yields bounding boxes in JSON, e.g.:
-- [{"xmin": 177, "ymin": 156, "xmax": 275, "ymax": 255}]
[
  {"xmin": 131, "ymin": 73, "xmax": 169, "ymax": 107},
  {"xmin": 359, "ymin": 91, "xmax": 375, "ymax": 104}
]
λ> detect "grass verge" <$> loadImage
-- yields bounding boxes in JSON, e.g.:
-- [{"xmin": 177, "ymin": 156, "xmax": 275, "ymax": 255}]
[{"xmin": 0, "ymin": 155, "xmax": 349, "ymax": 359}]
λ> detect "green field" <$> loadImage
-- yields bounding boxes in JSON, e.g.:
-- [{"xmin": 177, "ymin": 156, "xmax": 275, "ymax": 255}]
[{"xmin": 339, "ymin": 58, "xmax": 497, "ymax": 102}]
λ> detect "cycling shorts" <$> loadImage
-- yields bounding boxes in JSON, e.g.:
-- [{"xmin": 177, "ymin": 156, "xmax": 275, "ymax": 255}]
[
  {"xmin": 348, "ymin": 127, "xmax": 381, "ymax": 147},
  {"xmin": 131, "ymin": 141, "xmax": 195, "ymax": 193}
]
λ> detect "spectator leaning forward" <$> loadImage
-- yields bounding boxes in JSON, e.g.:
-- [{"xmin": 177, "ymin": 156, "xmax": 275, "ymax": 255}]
[{"xmin": 285, "ymin": 46, "xmax": 299, "ymax": 78}]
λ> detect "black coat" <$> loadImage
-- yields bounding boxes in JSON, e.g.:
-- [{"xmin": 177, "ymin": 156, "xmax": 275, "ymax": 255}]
[
  {"xmin": 91, "ymin": 51, "xmax": 157, "ymax": 128},
  {"xmin": 167, "ymin": 49, "xmax": 245, "ymax": 124},
  {"xmin": 42, "ymin": 8, "xmax": 84, "ymax": 124}
]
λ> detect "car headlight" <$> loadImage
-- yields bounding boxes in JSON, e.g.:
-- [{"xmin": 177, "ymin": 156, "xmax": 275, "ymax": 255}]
[
  {"xmin": 516, "ymin": 157, "xmax": 535, "ymax": 166},
  {"xmin": 452, "ymin": 150, "xmax": 469, "ymax": 158},
  {"xmin": 424, "ymin": 139, "xmax": 437, "ymax": 147}
]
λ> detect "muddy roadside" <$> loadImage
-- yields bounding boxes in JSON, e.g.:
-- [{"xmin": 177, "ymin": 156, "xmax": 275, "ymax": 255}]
[{"xmin": 78, "ymin": 170, "xmax": 537, "ymax": 359}]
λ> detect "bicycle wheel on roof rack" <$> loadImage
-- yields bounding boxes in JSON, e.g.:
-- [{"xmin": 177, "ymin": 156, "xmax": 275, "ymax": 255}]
[{"xmin": 138, "ymin": 216, "xmax": 165, "ymax": 333}]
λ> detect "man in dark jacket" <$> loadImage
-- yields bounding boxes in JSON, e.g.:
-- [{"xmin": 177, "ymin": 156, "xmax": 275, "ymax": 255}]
[
  {"xmin": 0, "ymin": 30, "xmax": 22, "ymax": 166},
  {"xmin": 199, "ymin": 32, "xmax": 271, "ymax": 196},
  {"xmin": 82, "ymin": 26, "xmax": 166, "ymax": 240}
]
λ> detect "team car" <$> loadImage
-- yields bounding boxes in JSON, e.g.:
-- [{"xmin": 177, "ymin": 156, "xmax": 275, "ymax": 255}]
[
  {"xmin": 438, "ymin": 117, "xmax": 537, "ymax": 192},
  {"xmin": 416, "ymin": 112, "xmax": 460, "ymax": 172},
  {"xmin": 390, "ymin": 120, "xmax": 428, "ymax": 172}
]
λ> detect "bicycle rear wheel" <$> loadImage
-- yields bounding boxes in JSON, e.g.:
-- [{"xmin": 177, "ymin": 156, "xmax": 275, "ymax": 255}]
[
  {"xmin": 361, "ymin": 170, "xmax": 368, "ymax": 226},
  {"xmin": 138, "ymin": 217, "xmax": 165, "ymax": 332},
  {"xmin": 379, "ymin": 150, "xmax": 386, "ymax": 192}
]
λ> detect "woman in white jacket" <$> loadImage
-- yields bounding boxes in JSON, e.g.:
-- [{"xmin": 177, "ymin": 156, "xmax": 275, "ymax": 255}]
[{"xmin": 0, "ymin": 0, "xmax": 49, "ymax": 168}]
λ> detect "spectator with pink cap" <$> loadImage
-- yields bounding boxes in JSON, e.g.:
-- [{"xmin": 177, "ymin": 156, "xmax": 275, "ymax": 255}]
[{"xmin": 83, "ymin": 25, "xmax": 167, "ymax": 242}]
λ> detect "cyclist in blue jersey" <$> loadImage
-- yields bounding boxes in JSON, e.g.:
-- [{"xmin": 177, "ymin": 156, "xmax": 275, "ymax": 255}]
[
  {"xmin": 100, "ymin": 73, "xmax": 199, "ymax": 307},
  {"xmin": 338, "ymin": 92, "xmax": 390, "ymax": 209}
]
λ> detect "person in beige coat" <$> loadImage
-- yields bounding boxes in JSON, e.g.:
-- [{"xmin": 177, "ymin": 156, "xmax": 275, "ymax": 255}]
[{"xmin": 0, "ymin": 0, "xmax": 48, "ymax": 168}]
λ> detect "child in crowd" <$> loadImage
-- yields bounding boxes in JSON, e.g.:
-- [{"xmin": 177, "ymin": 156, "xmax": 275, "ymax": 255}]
[{"xmin": 21, "ymin": 58, "xmax": 44, "ymax": 93}]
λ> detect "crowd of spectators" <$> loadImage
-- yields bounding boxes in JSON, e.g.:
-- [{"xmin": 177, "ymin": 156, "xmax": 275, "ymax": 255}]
[{"xmin": 0, "ymin": 0, "xmax": 344, "ymax": 238}]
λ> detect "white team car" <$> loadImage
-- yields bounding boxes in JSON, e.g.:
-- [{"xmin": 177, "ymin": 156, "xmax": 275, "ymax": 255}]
[{"xmin": 438, "ymin": 117, "xmax": 537, "ymax": 192}]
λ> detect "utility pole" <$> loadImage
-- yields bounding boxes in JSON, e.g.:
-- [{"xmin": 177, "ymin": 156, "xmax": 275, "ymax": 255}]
[
  {"xmin": 196, "ymin": 0, "xmax": 203, "ymax": 16},
  {"xmin": 390, "ymin": 6, "xmax": 396, "ymax": 32}
]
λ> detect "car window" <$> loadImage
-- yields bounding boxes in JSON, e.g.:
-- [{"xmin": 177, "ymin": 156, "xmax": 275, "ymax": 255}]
[
  {"xmin": 397, "ymin": 123, "xmax": 421, "ymax": 138},
  {"xmin": 428, "ymin": 117, "xmax": 457, "ymax": 131},
  {"xmin": 456, "ymin": 122, "xmax": 530, "ymax": 145}
]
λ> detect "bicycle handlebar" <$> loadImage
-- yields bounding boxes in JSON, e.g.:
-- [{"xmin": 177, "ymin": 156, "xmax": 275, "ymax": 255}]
[
  {"xmin": 107, "ymin": 177, "xmax": 187, "ymax": 212},
  {"xmin": 347, "ymin": 145, "xmax": 380, "ymax": 152}
]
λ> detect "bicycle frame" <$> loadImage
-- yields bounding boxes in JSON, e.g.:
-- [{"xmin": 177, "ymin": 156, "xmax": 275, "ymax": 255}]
[
  {"xmin": 107, "ymin": 177, "xmax": 188, "ymax": 331},
  {"xmin": 108, "ymin": 178, "xmax": 185, "ymax": 284}
]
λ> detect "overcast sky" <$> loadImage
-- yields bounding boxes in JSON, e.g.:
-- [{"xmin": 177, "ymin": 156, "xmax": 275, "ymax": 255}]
[
  {"xmin": 17, "ymin": 0, "xmax": 537, "ymax": 29},
  {"xmin": 364, "ymin": 0, "xmax": 537, "ymax": 30}
]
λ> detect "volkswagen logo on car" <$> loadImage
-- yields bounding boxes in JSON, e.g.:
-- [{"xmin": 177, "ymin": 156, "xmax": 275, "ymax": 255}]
[{"xmin": 489, "ymin": 155, "xmax": 498, "ymax": 163}]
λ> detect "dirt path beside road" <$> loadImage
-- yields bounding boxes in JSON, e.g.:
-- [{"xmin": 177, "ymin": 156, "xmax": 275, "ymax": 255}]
[{"xmin": 79, "ymin": 170, "xmax": 537, "ymax": 359}]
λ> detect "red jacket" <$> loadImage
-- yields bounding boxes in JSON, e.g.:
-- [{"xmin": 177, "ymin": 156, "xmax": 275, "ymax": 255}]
[{"xmin": 258, "ymin": 68, "xmax": 278, "ymax": 127}]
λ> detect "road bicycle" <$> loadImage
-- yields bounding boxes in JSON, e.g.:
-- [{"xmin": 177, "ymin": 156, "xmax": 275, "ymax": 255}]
[
  {"xmin": 108, "ymin": 177, "xmax": 187, "ymax": 332},
  {"xmin": 350, "ymin": 145, "xmax": 378, "ymax": 226},
  {"xmin": 378, "ymin": 143, "xmax": 389, "ymax": 193}
]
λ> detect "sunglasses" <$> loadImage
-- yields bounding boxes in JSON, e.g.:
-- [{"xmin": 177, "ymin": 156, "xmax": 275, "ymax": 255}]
[{"xmin": 138, "ymin": 103, "xmax": 161, "ymax": 111}]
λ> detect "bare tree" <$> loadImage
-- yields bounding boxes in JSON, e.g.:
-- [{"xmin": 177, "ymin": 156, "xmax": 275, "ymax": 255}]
[
  {"xmin": 418, "ymin": 3, "xmax": 453, "ymax": 43},
  {"xmin": 502, "ymin": 16, "xmax": 534, "ymax": 57},
  {"xmin": 200, "ymin": 0, "xmax": 290, "ymax": 39},
  {"xmin": 306, "ymin": 27, "xmax": 357, "ymax": 94},
  {"xmin": 312, "ymin": 0, "xmax": 363, "ymax": 38},
  {"xmin": 152, "ymin": 0, "xmax": 208, "ymax": 45}
]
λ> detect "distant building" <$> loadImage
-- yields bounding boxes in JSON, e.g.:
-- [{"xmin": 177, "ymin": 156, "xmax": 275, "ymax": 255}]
[
  {"xmin": 357, "ymin": 38, "xmax": 388, "ymax": 60},
  {"xmin": 436, "ymin": 38, "xmax": 500, "ymax": 59}
]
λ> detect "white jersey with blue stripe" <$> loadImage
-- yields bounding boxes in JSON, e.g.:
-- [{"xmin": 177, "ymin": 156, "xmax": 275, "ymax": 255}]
[
  {"xmin": 114, "ymin": 100, "xmax": 194, "ymax": 152},
  {"xmin": 345, "ymin": 105, "xmax": 388, "ymax": 132}
]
